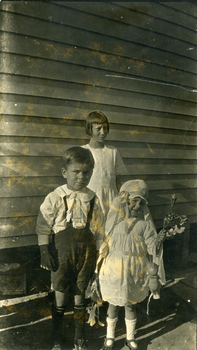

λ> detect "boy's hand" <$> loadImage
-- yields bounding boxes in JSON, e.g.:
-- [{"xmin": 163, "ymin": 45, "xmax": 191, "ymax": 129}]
[{"xmin": 40, "ymin": 245, "xmax": 56, "ymax": 271}]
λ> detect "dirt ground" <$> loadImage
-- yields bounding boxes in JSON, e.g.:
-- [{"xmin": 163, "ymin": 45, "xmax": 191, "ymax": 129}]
[{"xmin": 0, "ymin": 263, "xmax": 196, "ymax": 350}]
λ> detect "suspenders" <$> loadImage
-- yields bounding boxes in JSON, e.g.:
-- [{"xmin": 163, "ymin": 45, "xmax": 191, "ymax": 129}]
[{"xmin": 63, "ymin": 195, "xmax": 95, "ymax": 228}]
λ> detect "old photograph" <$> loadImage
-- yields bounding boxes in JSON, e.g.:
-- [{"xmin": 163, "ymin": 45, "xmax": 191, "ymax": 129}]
[{"xmin": 0, "ymin": 1, "xmax": 196, "ymax": 349}]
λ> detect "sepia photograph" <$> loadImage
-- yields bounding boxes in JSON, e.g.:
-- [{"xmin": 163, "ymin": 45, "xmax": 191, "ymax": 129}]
[{"xmin": 0, "ymin": 1, "xmax": 196, "ymax": 349}]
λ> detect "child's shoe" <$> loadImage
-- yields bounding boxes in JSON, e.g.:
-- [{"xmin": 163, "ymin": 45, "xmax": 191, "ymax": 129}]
[
  {"xmin": 73, "ymin": 338, "xmax": 89, "ymax": 350},
  {"xmin": 124, "ymin": 339, "xmax": 138, "ymax": 350},
  {"xmin": 153, "ymin": 291, "xmax": 160, "ymax": 299},
  {"xmin": 100, "ymin": 338, "xmax": 114, "ymax": 350},
  {"xmin": 51, "ymin": 340, "xmax": 62, "ymax": 350}
]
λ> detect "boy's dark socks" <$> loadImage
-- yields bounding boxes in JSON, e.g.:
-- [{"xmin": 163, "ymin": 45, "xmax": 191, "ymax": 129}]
[{"xmin": 74, "ymin": 304, "xmax": 87, "ymax": 339}]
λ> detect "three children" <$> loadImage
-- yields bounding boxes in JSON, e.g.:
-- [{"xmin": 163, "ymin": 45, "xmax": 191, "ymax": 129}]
[{"xmin": 36, "ymin": 111, "xmax": 166, "ymax": 350}]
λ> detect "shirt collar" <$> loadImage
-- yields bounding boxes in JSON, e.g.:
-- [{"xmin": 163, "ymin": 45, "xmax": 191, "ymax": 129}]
[{"xmin": 56, "ymin": 184, "xmax": 95, "ymax": 201}]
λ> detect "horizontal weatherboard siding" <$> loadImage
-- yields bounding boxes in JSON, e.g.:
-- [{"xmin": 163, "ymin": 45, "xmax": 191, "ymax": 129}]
[{"xmin": 0, "ymin": 1, "xmax": 196, "ymax": 247}]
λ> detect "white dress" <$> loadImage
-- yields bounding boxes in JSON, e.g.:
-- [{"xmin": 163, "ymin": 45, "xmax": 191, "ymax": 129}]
[
  {"xmin": 99, "ymin": 218, "xmax": 161, "ymax": 306},
  {"xmin": 82, "ymin": 144, "xmax": 127, "ymax": 219}
]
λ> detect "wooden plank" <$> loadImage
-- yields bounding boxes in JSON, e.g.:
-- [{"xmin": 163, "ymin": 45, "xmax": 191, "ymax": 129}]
[
  {"xmin": 0, "ymin": 196, "xmax": 45, "ymax": 218},
  {"xmin": 163, "ymin": 2, "xmax": 197, "ymax": 17},
  {"xmin": 56, "ymin": 3, "xmax": 196, "ymax": 60},
  {"xmin": 150, "ymin": 202, "xmax": 197, "ymax": 221},
  {"xmin": 0, "ymin": 273, "xmax": 26, "ymax": 295},
  {"xmin": 1, "ymin": 71, "xmax": 197, "ymax": 107},
  {"xmin": 0, "ymin": 208, "xmax": 196, "ymax": 241},
  {"xmin": 0, "ymin": 235, "xmax": 38, "ymax": 249},
  {"xmin": 1, "ymin": 113, "xmax": 196, "ymax": 137},
  {"xmin": 116, "ymin": 2, "xmax": 197, "ymax": 32},
  {"xmin": 0, "ymin": 216, "xmax": 37, "ymax": 237},
  {"xmin": 0, "ymin": 194, "xmax": 196, "ymax": 221},
  {"xmin": 0, "ymin": 138, "xmax": 85, "ymax": 156},
  {"xmin": 2, "ymin": 1, "xmax": 196, "ymax": 61},
  {"xmin": 1, "ymin": 49, "xmax": 196, "ymax": 94},
  {"xmin": 0, "ymin": 211, "xmax": 196, "ymax": 242},
  {"xmin": 0, "ymin": 12, "xmax": 196, "ymax": 85},
  {"xmin": 0, "ymin": 156, "xmax": 62, "ymax": 177},
  {"xmin": 1, "ymin": 67, "xmax": 197, "ymax": 116},
  {"xmin": 142, "ymin": 176, "xmax": 197, "ymax": 191},
  {"xmin": 1, "ymin": 90, "xmax": 197, "ymax": 128},
  {"xmin": 1, "ymin": 122, "xmax": 197, "ymax": 146},
  {"xmin": 1, "ymin": 174, "xmax": 197, "ymax": 198},
  {"xmin": 0, "ymin": 156, "xmax": 196, "ymax": 178},
  {"xmin": 1, "ymin": 176, "xmax": 65, "ymax": 198},
  {"xmin": 1, "ymin": 214, "xmax": 197, "ymax": 248},
  {"xmin": 1, "ymin": 189, "xmax": 196, "ymax": 218},
  {"xmin": 65, "ymin": 2, "xmax": 197, "ymax": 47},
  {"xmin": 1, "ymin": 139, "xmax": 196, "ymax": 160},
  {"xmin": 0, "ymin": 118, "xmax": 196, "ymax": 146},
  {"xmin": 125, "ymin": 161, "xmax": 197, "ymax": 176},
  {"xmin": 1, "ymin": 29, "xmax": 197, "ymax": 77},
  {"xmin": 148, "ymin": 188, "xmax": 197, "ymax": 206}
]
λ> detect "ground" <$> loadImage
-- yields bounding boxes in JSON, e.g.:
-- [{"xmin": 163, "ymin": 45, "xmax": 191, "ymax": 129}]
[{"xmin": 0, "ymin": 262, "xmax": 196, "ymax": 350}]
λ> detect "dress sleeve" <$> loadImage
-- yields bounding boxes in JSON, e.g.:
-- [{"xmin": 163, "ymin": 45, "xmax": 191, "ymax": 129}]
[
  {"xmin": 90, "ymin": 195, "xmax": 105, "ymax": 250},
  {"xmin": 115, "ymin": 149, "xmax": 128, "ymax": 175},
  {"xmin": 143, "ymin": 222, "xmax": 157, "ymax": 256},
  {"xmin": 36, "ymin": 193, "xmax": 59, "ymax": 245},
  {"xmin": 143, "ymin": 222, "xmax": 166, "ymax": 285}
]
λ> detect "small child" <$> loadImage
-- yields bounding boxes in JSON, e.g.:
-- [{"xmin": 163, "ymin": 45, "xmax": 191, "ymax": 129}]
[
  {"xmin": 82, "ymin": 111, "xmax": 128, "ymax": 225},
  {"xmin": 36, "ymin": 147, "xmax": 103, "ymax": 350},
  {"xmin": 98, "ymin": 180, "xmax": 166, "ymax": 350}
]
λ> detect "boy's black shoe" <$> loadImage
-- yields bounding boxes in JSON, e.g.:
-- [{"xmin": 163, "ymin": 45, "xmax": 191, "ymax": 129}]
[{"xmin": 73, "ymin": 338, "xmax": 89, "ymax": 350}]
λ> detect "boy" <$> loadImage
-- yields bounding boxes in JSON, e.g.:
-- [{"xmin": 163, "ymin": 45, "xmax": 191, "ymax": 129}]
[{"xmin": 36, "ymin": 147, "xmax": 103, "ymax": 350}]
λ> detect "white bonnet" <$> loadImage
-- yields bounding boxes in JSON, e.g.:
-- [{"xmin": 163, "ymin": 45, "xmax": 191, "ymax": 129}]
[{"xmin": 120, "ymin": 179, "xmax": 149, "ymax": 203}]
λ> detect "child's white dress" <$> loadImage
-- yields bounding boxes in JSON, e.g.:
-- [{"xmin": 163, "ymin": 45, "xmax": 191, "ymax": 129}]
[
  {"xmin": 99, "ymin": 217, "xmax": 165, "ymax": 306},
  {"xmin": 82, "ymin": 144, "xmax": 127, "ymax": 218}
]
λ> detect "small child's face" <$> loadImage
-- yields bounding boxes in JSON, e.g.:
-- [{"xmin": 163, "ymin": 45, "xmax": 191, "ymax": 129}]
[
  {"xmin": 91, "ymin": 123, "xmax": 108, "ymax": 143},
  {"xmin": 62, "ymin": 162, "xmax": 93, "ymax": 191},
  {"xmin": 128, "ymin": 196, "xmax": 144, "ymax": 218}
]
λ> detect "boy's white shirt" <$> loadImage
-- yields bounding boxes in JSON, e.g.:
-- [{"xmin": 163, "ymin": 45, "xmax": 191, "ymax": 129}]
[{"xmin": 36, "ymin": 184, "xmax": 104, "ymax": 248}]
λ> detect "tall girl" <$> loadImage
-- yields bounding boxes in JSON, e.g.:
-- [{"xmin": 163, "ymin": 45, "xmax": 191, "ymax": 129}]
[{"xmin": 82, "ymin": 111, "xmax": 128, "ymax": 239}]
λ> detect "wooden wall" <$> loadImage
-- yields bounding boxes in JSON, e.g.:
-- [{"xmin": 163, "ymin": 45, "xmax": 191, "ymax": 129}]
[{"xmin": 0, "ymin": 1, "xmax": 196, "ymax": 248}]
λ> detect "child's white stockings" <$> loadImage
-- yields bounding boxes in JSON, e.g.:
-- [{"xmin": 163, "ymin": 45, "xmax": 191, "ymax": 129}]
[
  {"xmin": 125, "ymin": 318, "xmax": 137, "ymax": 348},
  {"xmin": 106, "ymin": 317, "xmax": 118, "ymax": 346}
]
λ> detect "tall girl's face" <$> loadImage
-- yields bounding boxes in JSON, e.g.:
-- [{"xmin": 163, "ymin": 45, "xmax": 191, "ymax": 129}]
[
  {"xmin": 91, "ymin": 123, "xmax": 108, "ymax": 143},
  {"xmin": 128, "ymin": 196, "xmax": 145, "ymax": 218}
]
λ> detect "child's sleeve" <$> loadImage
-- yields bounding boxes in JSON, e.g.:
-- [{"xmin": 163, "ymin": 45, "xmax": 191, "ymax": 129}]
[
  {"xmin": 115, "ymin": 149, "xmax": 128, "ymax": 175},
  {"xmin": 143, "ymin": 222, "xmax": 166, "ymax": 284},
  {"xmin": 90, "ymin": 196, "xmax": 105, "ymax": 250},
  {"xmin": 36, "ymin": 193, "xmax": 58, "ymax": 246},
  {"xmin": 143, "ymin": 222, "xmax": 157, "ymax": 256}
]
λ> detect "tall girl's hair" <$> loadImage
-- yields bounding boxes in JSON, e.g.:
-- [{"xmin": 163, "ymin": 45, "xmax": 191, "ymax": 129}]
[
  {"xmin": 85, "ymin": 110, "xmax": 109, "ymax": 136},
  {"xmin": 62, "ymin": 146, "xmax": 94, "ymax": 170}
]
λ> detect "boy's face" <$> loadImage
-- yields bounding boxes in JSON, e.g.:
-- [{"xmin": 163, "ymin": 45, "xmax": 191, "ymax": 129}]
[
  {"xmin": 91, "ymin": 123, "xmax": 108, "ymax": 143},
  {"xmin": 128, "ymin": 196, "xmax": 144, "ymax": 218},
  {"xmin": 62, "ymin": 162, "xmax": 93, "ymax": 191}
]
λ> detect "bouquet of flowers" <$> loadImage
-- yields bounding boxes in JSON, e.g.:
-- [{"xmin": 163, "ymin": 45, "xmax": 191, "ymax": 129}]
[{"xmin": 163, "ymin": 194, "xmax": 188, "ymax": 239}]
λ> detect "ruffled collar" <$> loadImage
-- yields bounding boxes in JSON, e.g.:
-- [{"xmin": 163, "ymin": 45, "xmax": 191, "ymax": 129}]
[{"xmin": 56, "ymin": 185, "xmax": 95, "ymax": 229}]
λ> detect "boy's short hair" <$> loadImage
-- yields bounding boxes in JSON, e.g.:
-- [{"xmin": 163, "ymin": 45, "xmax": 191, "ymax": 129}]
[
  {"xmin": 62, "ymin": 146, "xmax": 94, "ymax": 170},
  {"xmin": 85, "ymin": 111, "xmax": 109, "ymax": 136}
]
